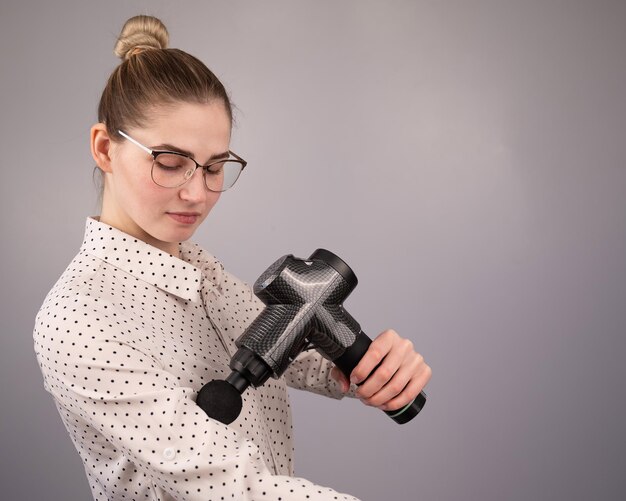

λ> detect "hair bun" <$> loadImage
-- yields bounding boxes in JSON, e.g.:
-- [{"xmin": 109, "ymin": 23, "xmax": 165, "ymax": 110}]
[{"xmin": 114, "ymin": 15, "xmax": 169, "ymax": 61}]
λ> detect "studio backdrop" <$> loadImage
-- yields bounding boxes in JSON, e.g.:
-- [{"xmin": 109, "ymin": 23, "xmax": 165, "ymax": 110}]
[{"xmin": 1, "ymin": 1, "xmax": 625, "ymax": 500}]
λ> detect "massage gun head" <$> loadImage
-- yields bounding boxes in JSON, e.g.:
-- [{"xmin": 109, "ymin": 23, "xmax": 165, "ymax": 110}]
[{"xmin": 253, "ymin": 249, "xmax": 358, "ymax": 305}]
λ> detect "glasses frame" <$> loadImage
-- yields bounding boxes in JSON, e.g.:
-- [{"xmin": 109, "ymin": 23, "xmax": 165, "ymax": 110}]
[{"xmin": 117, "ymin": 130, "xmax": 247, "ymax": 192}]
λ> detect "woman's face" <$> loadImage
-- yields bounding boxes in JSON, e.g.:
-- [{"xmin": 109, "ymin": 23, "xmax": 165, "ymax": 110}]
[{"xmin": 102, "ymin": 100, "xmax": 231, "ymax": 255}]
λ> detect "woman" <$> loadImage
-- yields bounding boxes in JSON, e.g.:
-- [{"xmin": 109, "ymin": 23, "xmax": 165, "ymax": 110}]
[{"xmin": 33, "ymin": 15, "xmax": 431, "ymax": 501}]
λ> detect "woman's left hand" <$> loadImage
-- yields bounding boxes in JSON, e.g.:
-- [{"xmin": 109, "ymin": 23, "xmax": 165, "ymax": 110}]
[{"xmin": 331, "ymin": 329, "xmax": 432, "ymax": 411}]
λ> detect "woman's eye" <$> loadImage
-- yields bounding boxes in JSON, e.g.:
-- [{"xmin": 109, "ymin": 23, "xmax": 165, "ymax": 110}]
[
  {"xmin": 206, "ymin": 162, "xmax": 225, "ymax": 175},
  {"xmin": 155, "ymin": 154, "xmax": 186, "ymax": 170},
  {"xmin": 156, "ymin": 163, "xmax": 181, "ymax": 171}
]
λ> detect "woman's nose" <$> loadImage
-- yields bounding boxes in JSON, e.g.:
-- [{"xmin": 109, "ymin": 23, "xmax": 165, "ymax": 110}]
[{"xmin": 178, "ymin": 167, "xmax": 207, "ymax": 202}]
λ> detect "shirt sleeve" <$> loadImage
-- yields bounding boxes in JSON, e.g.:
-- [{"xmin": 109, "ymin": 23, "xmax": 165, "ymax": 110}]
[
  {"xmin": 35, "ymin": 291, "xmax": 361, "ymax": 501},
  {"xmin": 283, "ymin": 349, "xmax": 358, "ymax": 400}
]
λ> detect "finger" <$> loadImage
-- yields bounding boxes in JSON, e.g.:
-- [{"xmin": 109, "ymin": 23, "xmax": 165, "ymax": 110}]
[
  {"xmin": 350, "ymin": 329, "xmax": 396, "ymax": 386},
  {"xmin": 380, "ymin": 363, "xmax": 432, "ymax": 412},
  {"xmin": 330, "ymin": 365, "xmax": 350, "ymax": 393},
  {"xmin": 360, "ymin": 355, "xmax": 421, "ymax": 407},
  {"xmin": 356, "ymin": 337, "xmax": 414, "ymax": 400}
]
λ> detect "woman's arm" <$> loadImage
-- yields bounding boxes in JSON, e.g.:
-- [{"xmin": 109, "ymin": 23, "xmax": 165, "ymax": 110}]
[{"xmin": 34, "ymin": 292, "xmax": 360, "ymax": 501}]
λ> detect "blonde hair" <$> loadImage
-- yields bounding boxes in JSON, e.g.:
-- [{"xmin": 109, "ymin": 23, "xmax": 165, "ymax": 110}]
[
  {"xmin": 98, "ymin": 15, "xmax": 232, "ymax": 139},
  {"xmin": 113, "ymin": 15, "xmax": 169, "ymax": 61}
]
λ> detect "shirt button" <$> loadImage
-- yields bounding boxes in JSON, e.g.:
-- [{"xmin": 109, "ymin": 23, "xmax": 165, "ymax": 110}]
[{"xmin": 163, "ymin": 447, "xmax": 176, "ymax": 460}]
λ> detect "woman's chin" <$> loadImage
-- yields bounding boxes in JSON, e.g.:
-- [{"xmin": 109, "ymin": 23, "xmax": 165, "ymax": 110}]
[{"xmin": 168, "ymin": 222, "xmax": 201, "ymax": 241}]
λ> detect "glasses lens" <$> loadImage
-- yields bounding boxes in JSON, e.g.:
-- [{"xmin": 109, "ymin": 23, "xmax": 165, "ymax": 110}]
[
  {"xmin": 203, "ymin": 161, "xmax": 244, "ymax": 192},
  {"xmin": 151, "ymin": 154, "xmax": 244, "ymax": 191},
  {"xmin": 152, "ymin": 153, "xmax": 196, "ymax": 188}
]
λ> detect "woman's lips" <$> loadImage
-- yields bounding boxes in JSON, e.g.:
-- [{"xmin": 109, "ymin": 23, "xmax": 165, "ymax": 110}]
[{"xmin": 167, "ymin": 212, "xmax": 200, "ymax": 225}]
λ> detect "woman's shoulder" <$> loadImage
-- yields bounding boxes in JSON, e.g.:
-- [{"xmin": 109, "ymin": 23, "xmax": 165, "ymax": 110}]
[
  {"xmin": 40, "ymin": 249, "xmax": 104, "ymax": 305},
  {"xmin": 34, "ymin": 249, "xmax": 111, "ymax": 341}
]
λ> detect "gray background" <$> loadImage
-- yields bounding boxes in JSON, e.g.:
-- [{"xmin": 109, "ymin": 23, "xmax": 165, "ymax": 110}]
[{"xmin": 1, "ymin": 1, "xmax": 625, "ymax": 500}]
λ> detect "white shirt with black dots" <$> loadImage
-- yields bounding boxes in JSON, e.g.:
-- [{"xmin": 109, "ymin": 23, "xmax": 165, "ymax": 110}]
[{"xmin": 34, "ymin": 217, "xmax": 361, "ymax": 501}]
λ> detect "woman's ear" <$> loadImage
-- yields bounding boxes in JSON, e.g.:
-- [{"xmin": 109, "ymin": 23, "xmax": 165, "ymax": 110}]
[{"xmin": 91, "ymin": 124, "xmax": 114, "ymax": 174}]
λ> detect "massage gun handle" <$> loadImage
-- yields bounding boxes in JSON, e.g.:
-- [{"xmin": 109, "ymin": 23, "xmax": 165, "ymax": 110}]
[{"xmin": 333, "ymin": 331, "xmax": 427, "ymax": 424}]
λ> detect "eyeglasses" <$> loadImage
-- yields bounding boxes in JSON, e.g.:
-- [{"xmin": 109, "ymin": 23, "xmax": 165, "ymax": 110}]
[{"xmin": 117, "ymin": 130, "xmax": 247, "ymax": 192}]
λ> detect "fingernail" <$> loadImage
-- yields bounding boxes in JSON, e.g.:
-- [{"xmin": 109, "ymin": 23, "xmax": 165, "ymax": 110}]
[{"xmin": 350, "ymin": 375, "xmax": 359, "ymax": 385}]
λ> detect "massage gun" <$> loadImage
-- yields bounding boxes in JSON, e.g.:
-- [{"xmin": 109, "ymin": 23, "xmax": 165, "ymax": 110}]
[{"xmin": 196, "ymin": 249, "xmax": 427, "ymax": 425}]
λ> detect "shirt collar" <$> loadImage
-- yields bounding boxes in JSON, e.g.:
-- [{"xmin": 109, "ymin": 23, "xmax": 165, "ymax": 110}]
[{"xmin": 80, "ymin": 217, "xmax": 206, "ymax": 302}]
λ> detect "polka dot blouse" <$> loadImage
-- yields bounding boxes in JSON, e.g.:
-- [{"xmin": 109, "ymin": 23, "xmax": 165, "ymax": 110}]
[{"xmin": 34, "ymin": 217, "xmax": 360, "ymax": 501}]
